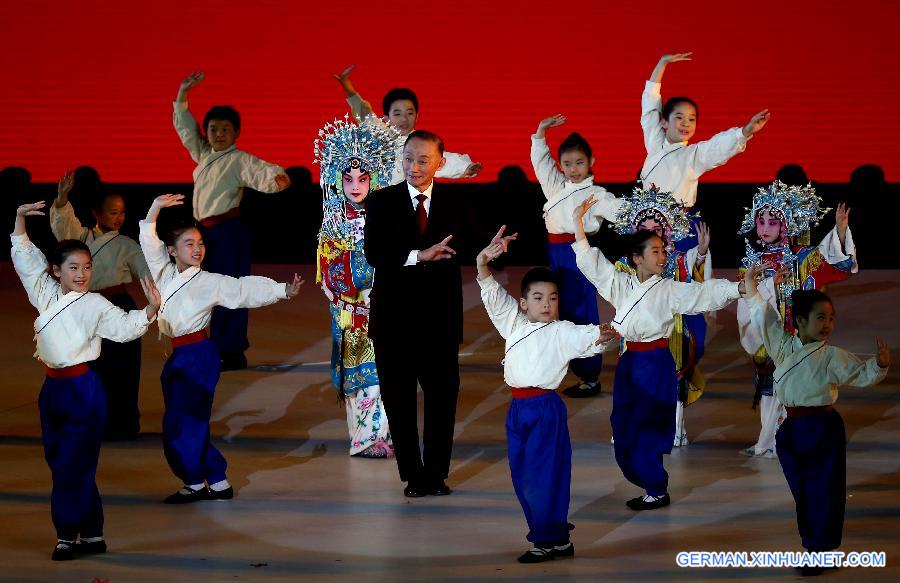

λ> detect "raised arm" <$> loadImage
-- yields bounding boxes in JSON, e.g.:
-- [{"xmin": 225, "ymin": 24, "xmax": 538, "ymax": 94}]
[
  {"xmin": 558, "ymin": 321, "xmax": 616, "ymax": 360},
  {"xmin": 825, "ymin": 340, "xmax": 889, "ymax": 389},
  {"xmin": 49, "ymin": 170, "xmax": 88, "ymax": 239},
  {"xmin": 531, "ymin": 115, "xmax": 567, "ymax": 197},
  {"xmin": 10, "ymin": 202, "xmax": 54, "ymax": 308},
  {"xmin": 173, "ymin": 71, "xmax": 211, "ymax": 163},
  {"xmin": 649, "ymin": 52, "xmax": 692, "ymax": 84},
  {"xmin": 436, "ymin": 151, "xmax": 481, "ymax": 179},
  {"xmin": 95, "ymin": 278, "xmax": 159, "ymax": 340},
  {"xmin": 212, "ymin": 273, "xmax": 291, "ymax": 310},
  {"xmin": 139, "ymin": 194, "xmax": 184, "ymax": 282},
  {"xmin": 334, "ymin": 65, "xmax": 376, "ymax": 120},
  {"xmin": 476, "ymin": 226, "xmax": 522, "ymax": 338},
  {"xmin": 745, "ymin": 263, "xmax": 795, "ymax": 363},
  {"xmin": 642, "ymin": 53, "xmax": 691, "ymax": 154}
]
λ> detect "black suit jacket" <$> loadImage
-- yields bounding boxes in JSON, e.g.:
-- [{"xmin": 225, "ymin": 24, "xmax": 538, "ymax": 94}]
[{"xmin": 364, "ymin": 181, "xmax": 471, "ymax": 345}]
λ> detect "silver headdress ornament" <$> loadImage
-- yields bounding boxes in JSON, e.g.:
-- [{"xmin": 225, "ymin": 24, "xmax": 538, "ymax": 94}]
[
  {"xmin": 612, "ymin": 185, "xmax": 692, "ymax": 242},
  {"xmin": 737, "ymin": 180, "xmax": 830, "ymax": 238},
  {"xmin": 313, "ymin": 113, "xmax": 402, "ymax": 188}
]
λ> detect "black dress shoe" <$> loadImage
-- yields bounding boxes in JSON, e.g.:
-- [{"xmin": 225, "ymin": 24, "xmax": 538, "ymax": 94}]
[
  {"xmin": 626, "ymin": 493, "xmax": 671, "ymax": 510},
  {"xmin": 164, "ymin": 485, "xmax": 210, "ymax": 504},
  {"xmin": 403, "ymin": 483, "xmax": 428, "ymax": 498},
  {"xmin": 74, "ymin": 539, "xmax": 107, "ymax": 554},
  {"xmin": 428, "ymin": 480, "xmax": 452, "ymax": 496},
  {"xmin": 52, "ymin": 540, "xmax": 74, "ymax": 561},
  {"xmin": 553, "ymin": 541, "xmax": 575, "ymax": 558}
]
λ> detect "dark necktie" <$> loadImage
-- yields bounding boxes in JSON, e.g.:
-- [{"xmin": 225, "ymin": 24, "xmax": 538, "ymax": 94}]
[{"xmin": 416, "ymin": 194, "xmax": 428, "ymax": 236}]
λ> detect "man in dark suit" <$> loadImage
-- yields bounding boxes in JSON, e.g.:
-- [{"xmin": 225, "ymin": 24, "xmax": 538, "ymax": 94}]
[{"xmin": 364, "ymin": 130, "xmax": 468, "ymax": 498}]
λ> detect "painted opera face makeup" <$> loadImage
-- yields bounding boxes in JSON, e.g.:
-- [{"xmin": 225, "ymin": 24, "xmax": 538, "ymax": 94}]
[
  {"xmin": 756, "ymin": 209, "xmax": 786, "ymax": 244},
  {"xmin": 342, "ymin": 163, "xmax": 371, "ymax": 205}
]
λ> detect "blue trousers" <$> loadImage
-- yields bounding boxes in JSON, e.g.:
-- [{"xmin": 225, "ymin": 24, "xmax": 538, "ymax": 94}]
[
  {"xmin": 776, "ymin": 409, "xmax": 846, "ymax": 551},
  {"xmin": 548, "ymin": 242, "xmax": 602, "ymax": 383},
  {"xmin": 507, "ymin": 392, "xmax": 571, "ymax": 544},
  {"xmin": 92, "ymin": 291, "xmax": 142, "ymax": 437},
  {"xmin": 611, "ymin": 348, "xmax": 677, "ymax": 496},
  {"xmin": 39, "ymin": 369, "xmax": 106, "ymax": 540},
  {"xmin": 203, "ymin": 217, "xmax": 251, "ymax": 356},
  {"xmin": 161, "ymin": 339, "xmax": 227, "ymax": 485}
]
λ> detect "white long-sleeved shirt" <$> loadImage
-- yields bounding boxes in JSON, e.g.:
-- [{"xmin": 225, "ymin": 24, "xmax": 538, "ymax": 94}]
[
  {"xmin": 747, "ymin": 292, "xmax": 887, "ymax": 407},
  {"xmin": 640, "ymin": 81, "xmax": 749, "ymax": 207},
  {"xmin": 478, "ymin": 275, "xmax": 607, "ymax": 389},
  {"xmin": 11, "ymin": 234, "xmax": 153, "ymax": 368},
  {"xmin": 530, "ymin": 136, "xmax": 623, "ymax": 235},
  {"xmin": 49, "ymin": 202, "xmax": 149, "ymax": 290},
  {"xmin": 573, "ymin": 239, "xmax": 741, "ymax": 342},
  {"xmin": 139, "ymin": 221, "xmax": 287, "ymax": 338},
  {"xmin": 173, "ymin": 101, "xmax": 286, "ymax": 220},
  {"xmin": 347, "ymin": 95, "xmax": 474, "ymax": 185},
  {"xmin": 736, "ymin": 226, "xmax": 857, "ymax": 355}
]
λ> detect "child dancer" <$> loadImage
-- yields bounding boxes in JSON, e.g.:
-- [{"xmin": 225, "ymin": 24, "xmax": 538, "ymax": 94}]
[
  {"xmin": 333, "ymin": 64, "xmax": 482, "ymax": 184},
  {"xmin": 173, "ymin": 71, "xmax": 291, "ymax": 370},
  {"xmin": 640, "ymin": 52, "xmax": 771, "ymax": 213},
  {"xmin": 531, "ymin": 114, "xmax": 624, "ymax": 397},
  {"xmin": 11, "ymin": 202, "xmax": 159, "ymax": 560},
  {"xmin": 314, "ymin": 115, "xmax": 403, "ymax": 457},
  {"xmin": 477, "ymin": 226, "xmax": 615, "ymax": 562},
  {"xmin": 573, "ymin": 196, "xmax": 746, "ymax": 509},
  {"xmin": 140, "ymin": 194, "xmax": 303, "ymax": 503},
  {"xmin": 736, "ymin": 181, "xmax": 856, "ymax": 458},
  {"xmin": 744, "ymin": 266, "xmax": 889, "ymax": 576},
  {"xmin": 50, "ymin": 170, "xmax": 150, "ymax": 440},
  {"xmin": 609, "ymin": 186, "xmax": 711, "ymax": 446}
]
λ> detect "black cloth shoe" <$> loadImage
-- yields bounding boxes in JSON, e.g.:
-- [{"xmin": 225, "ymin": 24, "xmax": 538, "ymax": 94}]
[
  {"xmin": 626, "ymin": 493, "xmax": 671, "ymax": 510},
  {"xmin": 209, "ymin": 486, "xmax": 234, "ymax": 500},
  {"xmin": 403, "ymin": 483, "xmax": 428, "ymax": 498},
  {"xmin": 517, "ymin": 545, "xmax": 555, "ymax": 564},
  {"xmin": 164, "ymin": 485, "xmax": 210, "ymax": 504},
  {"xmin": 553, "ymin": 541, "xmax": 575, "ymax": 558},
  {"xmin": 75, "ymin": 539, "xmax": 107, "ymax": 554},
  {"xmin": 220, "ymin": 352, "xmax": 248, "ymax": 371},
  {"xmin": 562, "ymin": 380, "xmax": 601, "ymax": 398},
  {"xmin": 52, "ymin": 540, "xmax": 74, "ymax": 561},
  {"xmin": 428, "ymin": 480, "xmax": 452, "ymax": 496}
]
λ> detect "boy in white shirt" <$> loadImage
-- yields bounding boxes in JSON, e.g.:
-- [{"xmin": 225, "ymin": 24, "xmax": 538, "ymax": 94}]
[
  {"xmin": 51, "ymin": 170, "xmax": 150, "ymax": 440},
  {"xmin": 333, "ymin": 64, "xmax": 482, "ymax": 184},
  {"xmin": 173, "ymin": 71, "xmax": 291, "ymax": 370},
  {"xmin": 476, "ymin": 226, "xmax": 615, "ymax": 563},
  {"xmin": 11, "ymin": 201, "xmax": 160, "ymax": 560},
  {"xmin": 531, "ymin": 114, "xmax": 624, "ymax": 398},
  {"xmin": 744, "ymin": 266, "xmax": 889, "ymax": 576}
]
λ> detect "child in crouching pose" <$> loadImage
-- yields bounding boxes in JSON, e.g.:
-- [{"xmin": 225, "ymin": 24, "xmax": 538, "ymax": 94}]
[{"xmin": 477, "ymin": 226, "xmax": 615, "ymax": 563}]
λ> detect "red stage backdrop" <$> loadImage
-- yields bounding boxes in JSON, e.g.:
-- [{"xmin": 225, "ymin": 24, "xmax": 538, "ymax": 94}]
[{"xmin": 2, "ymin": 0, "xmax": 898, "ymax": 184}]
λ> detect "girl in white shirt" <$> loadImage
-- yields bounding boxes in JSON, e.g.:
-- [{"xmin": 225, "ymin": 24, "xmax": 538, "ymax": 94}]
[
  {"xmin": 573, "ymin": 196, "xmax": 746, "ymax": 510},
  {"xmin": 139, "ymin": 194, "xmax": 303, "ymax": 504},
  {"xmin": 744, "ymin": 266, "xmax": 889, "ymax": 575},
  {"xmin": 11, "ymin": 202, "xmax": 159, "ymax": 561}
]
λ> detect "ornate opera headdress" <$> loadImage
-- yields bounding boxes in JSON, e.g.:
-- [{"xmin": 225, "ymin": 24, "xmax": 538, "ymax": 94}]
[
  {"xmin": 313, "ymin": 114, "xmax": 403, "ymax": 244},
  {"xmin": 611, "ymin": 184, "xmax": 692, "ymax": 243},
  {"xmin": 737, "ymin": 180, "xmax": 830, "ymax": 238}
]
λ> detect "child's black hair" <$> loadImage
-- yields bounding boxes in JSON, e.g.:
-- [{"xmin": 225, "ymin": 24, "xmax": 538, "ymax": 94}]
[
  {"xmin": 791, "ymin": 289, "xmax": 833, "ymax": 329},
  {"xmin": 382, "ymin": 88, "xmax": 419, "ymax": 116},
  {"xmin": 557, "ymin": 132, "xmax": 592, "ymax": 160},
  {"xmin": 662, "ymin": 97, "xmax": 699, "ymax": 121},
  {"xmin": 48, "ymin": 239, "xmax": 91, "ymax": 269},
  {"xmin": 520, "ymin": 267, "xmax": 560, "ymax": 297},
  {"xmin": 625, "ymin": 230, "xmax": 662, "ymax": 268},
  {"xmin": 203, "ymin": 105, "xmax": 241, "ymax": 133},
  {"xmin": 161, "ymin": 220, "xmax": 202, "ymax": 249},
  {"xmin": 89, "ymin": 190, "xmax": 125, "ymax": 212},
  {"xmin": 405, "ymin": 129, "xmax": 445, "ymax": 155}
]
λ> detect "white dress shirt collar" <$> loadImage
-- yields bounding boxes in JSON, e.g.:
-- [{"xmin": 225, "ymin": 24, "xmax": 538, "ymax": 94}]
[{"xmin": 407, "ymin": 180, "xmax": 435, "ymax": 201}]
